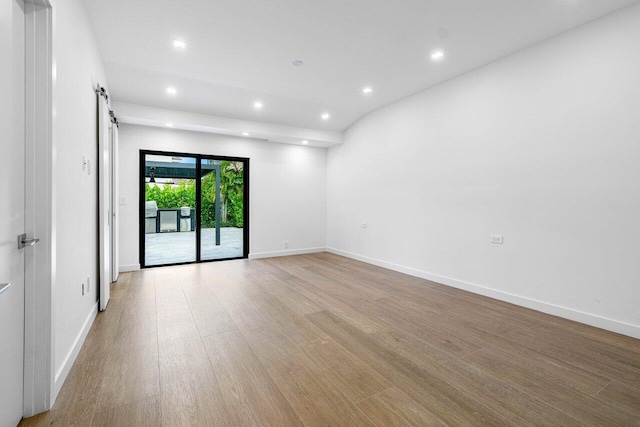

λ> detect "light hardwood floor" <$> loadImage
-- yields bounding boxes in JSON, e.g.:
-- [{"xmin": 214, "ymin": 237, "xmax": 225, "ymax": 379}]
[{"xmin": 20, "ymin": 253, "xmax": 640, "ymax": 426}]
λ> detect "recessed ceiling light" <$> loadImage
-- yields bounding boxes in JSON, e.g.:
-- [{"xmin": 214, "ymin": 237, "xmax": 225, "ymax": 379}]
[
  {"xmin": 321, "ymin": 113, "xmax": 330, "ymax": 120},
  {"xmin": 254, "ymin": 101, "xmax": 263, "ymax": 109},
  {"xmin": 242, "ymin": 132, "xmax": 250, "ymax": 136},
  {"xmin": 165, "ymin": 123, "xmax": 174, "ymax": 127},
  {"xmin": 431, "ymin": 50, "xmax": 445, "ymax": 61},
  {"xmin": 172, "ymin": 40, "xmax": 186, "ymax": 49},
  {"xmin": 363, "ymin": 86, "xmax": 373, "ymax": 95},
  {"xmin": 302, "ymin": 140, "xmax": 309, "ymax": 145},
  {"xmin": 166, "ymin": 87, "xmax": 177, "ymax": 95},
  {"xmin": 292, "ymin": 60, "xmax": 304, "ymax": 67}
]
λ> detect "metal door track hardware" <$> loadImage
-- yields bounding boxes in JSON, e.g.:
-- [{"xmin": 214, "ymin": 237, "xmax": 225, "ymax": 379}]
[{"xmin": 18, "ymin": 233, "xmax": 40, "ymax": 249}]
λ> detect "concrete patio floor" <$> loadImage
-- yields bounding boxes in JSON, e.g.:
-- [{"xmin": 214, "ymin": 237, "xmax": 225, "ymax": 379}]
[{"xmin": 145, "ymin": 227, "xmax": 243, "ymax": 266}]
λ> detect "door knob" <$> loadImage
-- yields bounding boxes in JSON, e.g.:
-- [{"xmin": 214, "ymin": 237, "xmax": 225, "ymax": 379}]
[
  {"xmin": 0, "ymin": 283, "xmax": 10, "ymax": 296},
  {"xmin": 18, "ymin": 233, "xmax": 40, "ymax": 249}
]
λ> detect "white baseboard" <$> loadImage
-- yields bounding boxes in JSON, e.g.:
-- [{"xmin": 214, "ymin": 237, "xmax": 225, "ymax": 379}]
[
  {"xmin": 119, "ymin": 264, "xmax": 140, "ymax": 272},
  {"xmin": 53, "ymin": 302, "xmax": 98, "ymax": 401},
  {"xmin": 249, "ymin": 247, "xmax": 327, "ymax": 260},
  {"xmin": 327, "ymin": 247, "xmax": 640, "ymax": 340}
]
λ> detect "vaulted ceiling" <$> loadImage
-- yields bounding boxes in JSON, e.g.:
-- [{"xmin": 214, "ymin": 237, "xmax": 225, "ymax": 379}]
[{"xmin": 84, "ymin": 0, "xmax": 639, "ymax": 133}]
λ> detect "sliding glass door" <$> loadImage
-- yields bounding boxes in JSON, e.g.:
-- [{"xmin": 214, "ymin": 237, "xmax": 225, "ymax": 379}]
[
  {"xmin": 199, "ymin": 159, "xmax": 245, "ymax": 260},
  {"xmin": 140, "ymin": 150, "xmax": 248, "ymax": 267}
]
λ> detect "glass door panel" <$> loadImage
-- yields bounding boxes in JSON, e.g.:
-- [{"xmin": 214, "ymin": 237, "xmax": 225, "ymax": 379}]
[
  {"xmin": 144, "ymin": 153, "xmax": 197, "ymax": 266},
  {"xmin": 200, "ymin": 158, "xmax": 245, "ymax": 260}
]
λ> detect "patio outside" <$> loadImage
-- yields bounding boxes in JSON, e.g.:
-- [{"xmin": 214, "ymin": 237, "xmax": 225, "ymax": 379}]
[{"xmin": 145, "ymin": 227, "xmax": 243, "ymax": 266}]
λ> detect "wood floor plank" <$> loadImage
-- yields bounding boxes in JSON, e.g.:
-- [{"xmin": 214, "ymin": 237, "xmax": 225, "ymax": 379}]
[
  {"xmin": 462, "ymin": 334, "xmax": 612, "ymax": 396},
  {"xmin": 262, "ymin": 354, "xmax": 375, "ymax": 426},
  {"xmin": 464, "ymin": 348, "xmax": 640, "ymax": 426},
  {"xmin": 240, "ymin": 323, "xmax": 300, "ymax": 366},
  {"xmin": 306, "ymin": 310, "xmax": 514, "ymax": 426},
  {"xmin": 308, "ymin": 253, "xmax": 434, "ymax": 292},
  {"xmin": 17, "ymin": 359, "xmax": 99, "ymax": 427},
  {"xmin": 281, "ymin": 273, "xmax": 389, "ymax": 333},
  {"xmin": 299, "ymin": 338, "xmax": 393, "ymax": 404},
  {"xmin": 97, "ymin": 339, "xmax": 160, "ymax": 410},
  {"xmin": 156, "ymin": 311, "xmax": 203, "ymax": 356},
  {"xmin": 356, "ymin": 387, "xmax": 446, "ymax": 427},
  {"xmin": 155, "ymin": 279, "xmax": 192, "ymax": 318},
  {"xmin": 356, "ymin": 297, "xmax": 481, "ymax": 355},
  {"xmin": 214, "ymin": 285, "xmax": 276, "ymax": 330},
  {"xmin": 387, "ymin": 300, "xmax": 614, "ymax": 396},
  {"xmin": 240, "ymin": 323, "xmax": 376, "ymax": 425},
  {"xmin": 241, "ymin": 283, "xmax": 331, "ymax": 347},
  {"xmin": 74, "ymin": 298, "xmax": 125, "ymax": 366},
  {"xmin": 538, "ymin": 318, "xmax": 640, "ymax": 355},
  {"xmin": 112, "ymin": 307, "xmax": 157, "ymax": 346},
  {"xmin": 596, "ymin": 380, "xmax": 640, "ymax": 417},
  {"xmin": 479, "ymin": 319, "xmax": 640, "ymax": 387},
  {"xmin": 272, "ymin": 262, "xmax": 374, "ymax": 303},
  {"xmin": 180, "ymin": 280, "xmax": 217, "ymax": 307},
  {"xmin": 372, "ymin": 293, "xmax": 637, "ymax": 394},
  {"xmin": 189, "ymin": 301, "xmax": 238, "ymax": 337},
  {"xmin": 20, "ymin": 254, "xmax": 640, "ymax": 427},
  {"xmin": 159, "ymin": 352, "xmax": 230, "ymax": 427},
  {"xmin": 529, "ymin": 323, "xmax": 640, "ymax": 384},
  {"xmin": 302, "ymin": 264, "xmax": 391, "ymax": 300},
  {"xmin": 92, "ymin": 396, "xmax": 161, "ymax": 427},
  {"xmin": 252, "ymin": 272, "xmax": 324, "ymax": 316},
  {"xmin": 156, "ymin": 310, "xmax": 230, "ymax": 426},
  {"xmin": 202, "ymin": 330, "xmax": 303, "ymax": 426},
  {"xmin": 368, "ymin": 326, "xmax": 580, "ymax": 426}
]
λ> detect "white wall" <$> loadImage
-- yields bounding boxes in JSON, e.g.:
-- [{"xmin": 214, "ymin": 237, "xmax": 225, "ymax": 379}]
[
  {"xmin": 52, "ymin": 0, "xmax": 108, "ymax": 395},
  {"xmin": 118, "ymin": 124, "xmax": 327, "ymax": 270},
  {"xmin": 327, "ymin": 5, "xmax": 640, "ymax": 338}
]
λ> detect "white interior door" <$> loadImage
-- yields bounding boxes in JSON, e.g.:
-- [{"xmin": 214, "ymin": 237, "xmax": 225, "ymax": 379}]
[
  {"xmin": 98, "ymin": 97, "xmax": 111, "ymax": 311},
  {"xmin": 111, "ymin": 124, "xmax": 119, "ymax": 282},
  {"xmin": 0, "ymin": 0, "xmax": 26, "ymax": 425}
]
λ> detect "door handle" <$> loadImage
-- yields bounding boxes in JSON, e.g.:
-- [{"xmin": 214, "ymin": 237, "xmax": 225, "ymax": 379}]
[
  {"xmin": 18, "ymin": 233, "xmax": 40, "ymax": 249},
  {"xmin": 0, "ymin": 283, "xmax": 10, "ymax": 296}
]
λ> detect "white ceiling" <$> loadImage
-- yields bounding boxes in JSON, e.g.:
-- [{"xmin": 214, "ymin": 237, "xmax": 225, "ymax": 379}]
[{"xmin": 84, "ymin": 0, "xmax": 639, "ymax": 133}]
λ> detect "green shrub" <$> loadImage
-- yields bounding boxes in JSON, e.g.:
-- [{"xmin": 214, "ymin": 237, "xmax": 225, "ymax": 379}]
[
  {"xmin": 145, "ymin": 160, "xmax": 244, "ymax": 228},
  {"xmin": 146, "ymin": 181, "xmax": 195, "ymax": 211}
]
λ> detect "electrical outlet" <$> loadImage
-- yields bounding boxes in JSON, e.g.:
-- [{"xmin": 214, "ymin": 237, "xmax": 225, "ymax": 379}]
[
  {"xmin": 361, "ymin": 222, "xmax": 368, "ymax": 229},
  {"xmin": 82, "ymin": 283, "xmax": 85, "ymax": 296},
  {"xmin": 284, "ymin": 241, "xmax": 289, "ymax": 249},
  {"xmin": 491, "ymin": 235, "xmax": 504, "ymax": 244}
]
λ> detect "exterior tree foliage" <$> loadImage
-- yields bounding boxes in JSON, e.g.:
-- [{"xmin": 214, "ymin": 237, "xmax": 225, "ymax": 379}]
[{"xmin": 145, "ymin": 161, "xmax": 244, "ymax": 228}]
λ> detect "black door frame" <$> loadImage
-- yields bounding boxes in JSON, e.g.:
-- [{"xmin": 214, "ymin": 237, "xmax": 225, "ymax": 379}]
[{"xmin": 139, "ymin": 149, "xmax": 250, "ymax": 268}]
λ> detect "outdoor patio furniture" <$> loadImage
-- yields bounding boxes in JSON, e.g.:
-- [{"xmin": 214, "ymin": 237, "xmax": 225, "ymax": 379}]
[
  {"xmin": 159, "ymin": 209, "xmax": 178, "ymax": 232},
  {"xmin": 145, "ymin": 201, "xmax": 157, "ymax": 234},
  {"xmin": 180, "ymin": 207, "xmax": 192, "ymax": 232}
]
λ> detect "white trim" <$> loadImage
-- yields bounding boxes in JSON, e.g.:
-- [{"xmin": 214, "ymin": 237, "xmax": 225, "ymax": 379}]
[
  {"xmin": 23, "ymin": 0, "xmax": 54, "ymax": 417},
  {"xmin": 119, "ymin": 264, "xmax": 140, "ymax": 272},
  {"xmin": 327, "ymin": 247, "xmax": 640, "ymax": 340},
  {"xmin": 53, "ymin": 302, "xmax": 98, "ymax": 397},
  {"xmin": 113, "ymin": 101, "xmax": 342, "ymax": 148},
  {"xmin": 249, "ymin": 247, "xmax": 327, "ymax": 260}
]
